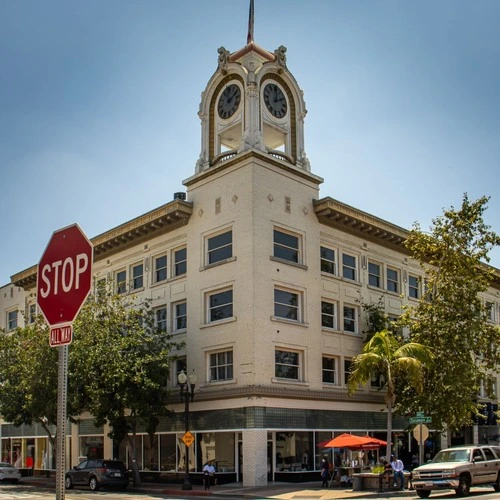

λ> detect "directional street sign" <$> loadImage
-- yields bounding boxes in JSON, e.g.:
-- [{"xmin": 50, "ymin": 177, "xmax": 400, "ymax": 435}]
[{"xmin": 409, "ymin": 411, "xmax": 432, "ymax": 424}]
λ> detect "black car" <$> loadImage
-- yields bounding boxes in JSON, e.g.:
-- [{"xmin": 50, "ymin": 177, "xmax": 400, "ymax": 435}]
[{"xmin": 65, "ymin": 459, "xmax": 128, "ymax": 491}]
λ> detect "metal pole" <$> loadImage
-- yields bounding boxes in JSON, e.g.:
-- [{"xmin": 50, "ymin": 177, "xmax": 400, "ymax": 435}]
[
  {"xmin": 418, "ymin": 423, "xmax": 423, "ymax": 466},
  {"xmin": 182, "ymin": 391, "xmax": 192, "ymax": 490},
  {"xmin": 56, "ymin": 345, "xmax": 68, "ymax": 500}
]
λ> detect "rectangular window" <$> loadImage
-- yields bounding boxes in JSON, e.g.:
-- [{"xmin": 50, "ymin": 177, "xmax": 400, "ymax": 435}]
[
  {"xmin": 175, "ymin": 357, "xmax": 187, "ymax": 386},
  {"xmin": 320, "ymin": 246, "xmax": 336, "ymax": 275},
  {"xmin": 275, "ymin": 349, "xmax": 300, "ymax": 380},
  {"xmin": 344, "ymin": 358, "xmax": 352, "ymax": 385},
  {"xmin": 387, "ymin": 267, "xmax": 399, "ymax": 293},
  {"xmin": 155, "ymin": 306, "xmax": 167, "ymax": 332},
  {"xmin": 209, "ymin": 350, "xmax": 233, "ymax": 382},
  {"xmin": 207, "ymin": 230, "xmax": 232, "ymax": 265},
  {"xmin": 321, "ymin": 301, "xmax": 336, "ymax": 329},
  {"xmin": 173, "ymin": 301, "xmax": 187, "ymax": 331},
  {"xmin": 342, "ymin": 253, "xmax": 357, "ymax": 281},
  {"xmin": 28, "ymin": 304, "xmax": 36, "ymax": 324},
  {"xmin": 116, "ymin": 270, "xmax": 127, "ymax": 294},
  {"xmin": 368, "ymin": 262, "xmax": 381, "ymax": 288},
  {"xmin": 131, "ymin": 262, "xmax": 144, "ymax": 290},
  {"xmin": 174, "ymin": 247, "xmax": 187, "ymax": 276},
  {"xmin": 208, "ymin": 288, "xmax": 233, "ymax": 322},
  {"xmin": 7, "ymin": 310, "xmax": 18, "ymax": 330},
  {"xmin": 322, "ymin": 356, "xmax": 336, "ymax": 384},
  {"xmin": 155, "ymin": 255, "xmax": 167, "ymax": 282},
  {"xmin": 409, "ymin": 275, "xmax": 419, "ymax": 299},
  {"xmin": 274, "ymin": 229, "xmax": 300, "ymax": 263},
  {"xmin": 485, "ymin": 302, "xmax": 495, "ymax": 322},
  {"xmin": 343, "ymin": 305, "xmax": 357, "ymax": 333},
  {"xmin": 274, "ymin": 288, "xmax": 299, "ymax": 321}
]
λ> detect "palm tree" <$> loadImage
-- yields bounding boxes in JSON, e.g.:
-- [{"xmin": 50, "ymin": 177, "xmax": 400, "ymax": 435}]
[{"xmin": 347, "ymin": 329, "xmax": 433, "ymax": 459}]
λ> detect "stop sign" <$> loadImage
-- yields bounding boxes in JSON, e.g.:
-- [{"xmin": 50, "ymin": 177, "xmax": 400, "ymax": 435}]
[{"xmin": 37, "ymin": 224, "xmax": 93, "ymax": 328}]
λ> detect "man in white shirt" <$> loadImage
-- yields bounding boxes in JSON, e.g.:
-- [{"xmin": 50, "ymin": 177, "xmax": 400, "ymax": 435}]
[
  {"xmin": 390, "ymin": 454, "xmax": 405, "ymax": 490},
  {"xmin": 203, "ymin": 460, "xmax": 216, "ymax": 490}
]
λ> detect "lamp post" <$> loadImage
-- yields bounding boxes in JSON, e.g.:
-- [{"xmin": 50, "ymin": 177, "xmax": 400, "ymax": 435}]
[{"xmin": 178, "ymin": 369, "xmax": 197, "ymax": 490}]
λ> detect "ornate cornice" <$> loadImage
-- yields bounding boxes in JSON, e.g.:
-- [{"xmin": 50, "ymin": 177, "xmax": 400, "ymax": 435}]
[{"xmin": 11, "ymin": 199, "xmax": 193, "ymax": 290}]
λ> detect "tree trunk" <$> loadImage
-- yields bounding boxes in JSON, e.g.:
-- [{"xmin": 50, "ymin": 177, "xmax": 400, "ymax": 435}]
[
  {"xmin": 126, "ymin": 434, "xmax": 142, "ymax": 486},
  {"xmin": 386, "ymin": 397, "xmax": 393, "ymax": 460}
]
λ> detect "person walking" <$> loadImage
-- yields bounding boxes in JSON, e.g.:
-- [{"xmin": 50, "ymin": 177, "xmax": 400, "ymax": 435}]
[
  {"xmin": 203, "ymin": 460, "xmax": 216, "ymax": 490},
  {"xmin": 320, "ymin": 456, "xmax": 329, "ymax": 488},
  {"xmin": 390, "ymin": 454, "xmax": 405, "ymax": 490}
]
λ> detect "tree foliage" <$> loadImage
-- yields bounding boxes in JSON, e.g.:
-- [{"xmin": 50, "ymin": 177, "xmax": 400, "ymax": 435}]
[
  {"xmin": 0, "ymin": 316, "xmax": 59, "ymax": 456},
  {"xmin": 348, "ymin": 330, "xmax": 433, "ymax": 458},
  {"xmin": 69, "ymin": 285, "xmax": 184, "ymax": 484},
  {"xmin": 399, "ymin": 194, "xmax": 500, "ymax": 431}
]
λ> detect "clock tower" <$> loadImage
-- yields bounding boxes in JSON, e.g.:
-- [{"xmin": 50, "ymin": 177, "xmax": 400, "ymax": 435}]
[{"xmin": 194, "ymin": 40, "xmax": 311, "ymax": 174}]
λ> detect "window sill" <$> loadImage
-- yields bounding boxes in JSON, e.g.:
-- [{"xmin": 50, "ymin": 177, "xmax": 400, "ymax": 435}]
[
  {"xmin": 200, "ymin": 316, "xmax": 237, "ymax": 329},
  {"xmin": 203, "ymin": 378, "xmax": 237, "ymax": 387},
  {"xmin": 271, "ymin": 316, "xmax": 309, "ymax": 328},
  {"xmin": 321, "ymin": 327, "xmax": 341, "ymax": 334},
  {"xmin": 200, "ymin": 256, "xmax": 236, "ymax": 271},
  {"xmin": 270, "ymin": 256, "xmax": 308, "ymax": 270},
  {"xmin": 272, "ymin": 378, "xmax": 309, "ymax": 387},
  {"xmin": 321, "ymin": 273, "xmax": 361, "ymax": 286},
  {"xmin": 367, "ymin": 284, "xmax": 383, "ymax": 292},
  {"xmin": 150, "ymin": 274, "xmax": 186, "ymax": 289}
]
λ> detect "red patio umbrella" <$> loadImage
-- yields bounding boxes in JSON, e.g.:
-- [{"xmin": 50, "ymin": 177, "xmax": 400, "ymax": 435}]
[{"xmin": 320, "ymin": 433, "xmax": 385, "ymax": 450}]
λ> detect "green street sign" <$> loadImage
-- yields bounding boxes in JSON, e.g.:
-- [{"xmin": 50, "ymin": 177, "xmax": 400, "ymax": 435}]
[{"xmin": 409, "ymin": 413, "xmax": 432, "ymax": 424}]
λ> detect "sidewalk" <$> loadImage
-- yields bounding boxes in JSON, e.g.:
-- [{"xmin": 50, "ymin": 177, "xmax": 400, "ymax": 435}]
[{"xmin": 21, "ymin": 476, "xmax": 417, "ymax": 499}]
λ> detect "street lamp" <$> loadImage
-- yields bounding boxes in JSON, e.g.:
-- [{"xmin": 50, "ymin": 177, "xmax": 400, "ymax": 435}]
[{"xmin": 178, "ymin": 369, "xmax": 197, "ymax": 490}]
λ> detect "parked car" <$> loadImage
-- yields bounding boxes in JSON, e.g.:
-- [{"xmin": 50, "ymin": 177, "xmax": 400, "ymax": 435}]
[
  {"xmin": 65, "ymin": 459, "xmax": 128, "ymax": 491},
  {"xmin": 411, "ymin": 445, "xmax": 500, "ymax": 498},
  {"xmin": 0, "ymin": 462, "xmax": 21, "ymax": 483}
]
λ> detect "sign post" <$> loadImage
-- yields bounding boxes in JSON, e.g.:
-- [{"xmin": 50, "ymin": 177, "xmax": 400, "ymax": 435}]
[
  {"xmin": 409, "ymin": 412, "xmax": 432, "ymax": 466},
  {"xmin": 37, "ymin": 224, "xmax": 93, "ymax": 500}
]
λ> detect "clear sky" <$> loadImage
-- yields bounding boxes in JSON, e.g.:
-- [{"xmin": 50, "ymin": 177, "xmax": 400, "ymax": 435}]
[{"xmin": 1, "ymin": 0, "xmax": 499, "ymax": 286}]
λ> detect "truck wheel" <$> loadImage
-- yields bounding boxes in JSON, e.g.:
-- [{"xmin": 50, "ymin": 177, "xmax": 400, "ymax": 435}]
[
  {"xmin": 455, "ymin": 474, "xmax": 470, "ymax": 497},
  {"xmin": 417, "ymin": 490, "xmax": 431, "ymax": 498}
]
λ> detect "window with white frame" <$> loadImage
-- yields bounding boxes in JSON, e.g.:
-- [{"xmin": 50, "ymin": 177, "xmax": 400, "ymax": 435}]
[
  {"xmin": 320, "ymin": 246, "xmax": 336, "ymax": 275},
  {"xmin": 131, "ymin": 262, "xmax": 144, "ymax": 290},
  {"xmin": 408, "ymin": 275, "xmax": 420, "ymax": 299},
  {"xmin": 174, "ymin": 247, "xmax": 187, "ymax": 276},
  {"xmin": 173, "ymin": 301, "xmax": 187, "ymax": 331},
  {"xmin": 275, "ymin": 349, "xmax": 301, "ymax": 380},
  {"xmin": 387, "ymin": 267, "xmax": 399, "ymax": 293},
  {"xmin": 322, "ymin": 356, "xmax": 337, "ymax": 384},
  {"xmin": 274, "ymin": 288, "xmax": 300, "ymax": 322},
  {"xmin": 207, "ymin": 288, "xmax": 233, "ymax": 322},
  {"xmin": 209, "ymin": 350, "xmax": 233, "ymax": 382},
  {"xmin": 28, "ymin": 303, "xmax": 36, "ymax": 324},
  {"xmin": 368, "ymin": 261, "xmax": 381, "ymax": 288},
  {"xmin": 155, "ymin": 306, "xmax": 167, "ymax": 332},
  {"xmin": 273, "ymin": 229, "xmax": 300, "ymax": 264},
  {"xmin": 343, "ymin": 305, "xmax": 357, "ymax": 333},
  {"xmin": 154, "ymin": 255, "xmax": 168, "ymax": 283},
  {"xmin": 321, "ymin": 300, "xmax": 336, "ymax": 329},
  {"xmin": 342, "ymin": 253, "xmax": 357, "ymax": 281},
  {"xmin": 115, "ymin": 270, "xmax": 127, "ymax": 294},
  {"xmin": 485, "ymin": 302, "xmax": 495, "ymax": 322},
  {"xmin": 207, "ymin": 230, "xmax": 232, "ymax": 265},
  {"xmin": 7, "ymin": 310, "xmax": 18, "ymax": 331},
  {"xmin": 343, "ymin": 358, "xmax": 352, "ymax": 385}
]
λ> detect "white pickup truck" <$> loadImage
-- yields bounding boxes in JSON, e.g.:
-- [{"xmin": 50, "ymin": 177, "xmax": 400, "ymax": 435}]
[{"xmin": 412, "ymin": 445, "xmax": 500, "ymax": 498}]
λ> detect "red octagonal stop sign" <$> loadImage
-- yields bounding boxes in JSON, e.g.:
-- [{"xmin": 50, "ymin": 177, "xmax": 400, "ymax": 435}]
[{"xmin": 37, "ymin": 224, "xmax": 93, "ymax": 329}]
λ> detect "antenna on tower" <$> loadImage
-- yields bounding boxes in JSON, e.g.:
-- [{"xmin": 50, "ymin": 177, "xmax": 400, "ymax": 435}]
[{"xmin": 247, "ymin": 0, "xmax": 254, "ymax": 44}]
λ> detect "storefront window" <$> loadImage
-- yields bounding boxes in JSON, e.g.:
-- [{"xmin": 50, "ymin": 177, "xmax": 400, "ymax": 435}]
[
  {"xmin": 160, "ymin": 434, "xmax": 177, "ymax": 471},
  {"xmin": 79, "ymin": 436, "xmax": 103, "ymax": 460},
  {"xmin": 276, "ymin": 432, "xmax": 314, "ymax": 471},
  {"xmin": 197, "ymin": 432, "xmax": 235, "ymax": 472}
]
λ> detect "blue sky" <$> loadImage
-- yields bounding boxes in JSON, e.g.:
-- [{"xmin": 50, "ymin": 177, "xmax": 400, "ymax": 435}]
[{"xmin": 1, "ymin": 0, "xmax": 499, "ymax": 286}]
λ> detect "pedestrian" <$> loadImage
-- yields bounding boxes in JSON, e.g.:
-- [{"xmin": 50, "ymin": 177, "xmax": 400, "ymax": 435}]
[
  {"xmin": 203, "ymin": 459, "xmax": 216, "ymax": 490},
  {"xmin": 390, "ymin": 454, "xmax": 405, "ymax": 490},
  {"xmin": 320, "ymin": 456, "xmax": 329, "ymax": 487}
]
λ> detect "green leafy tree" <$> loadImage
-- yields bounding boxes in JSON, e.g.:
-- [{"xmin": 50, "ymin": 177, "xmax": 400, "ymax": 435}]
[
  {"xmin": 399, "ymin": 194, "xmax": 500, "ymax": 431},
  {"xmin": 69, "ymin": 285, "xmax": 184, "ymax": 485},
  {"xmin": 0, "ymin": 316, "xmax": 59, "ymax": 462},
  {"xmin": 348, "ymin": 329, "xmax": 433, "ymax": 458}
]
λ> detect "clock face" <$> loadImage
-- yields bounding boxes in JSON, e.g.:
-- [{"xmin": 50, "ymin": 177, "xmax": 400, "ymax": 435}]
[
  {"xmin": 218, "ymin": 84, "xmax": 241, "ymax": 119},
  {"xmin": 263, "ymin": 83, "xmax": 287, "ymax": 118}
]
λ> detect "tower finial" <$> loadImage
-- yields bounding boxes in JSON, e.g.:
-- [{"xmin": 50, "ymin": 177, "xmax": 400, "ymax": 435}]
[{"xmin": 247, "ymin": 0, "xmax": 254, "ymax": 44}]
